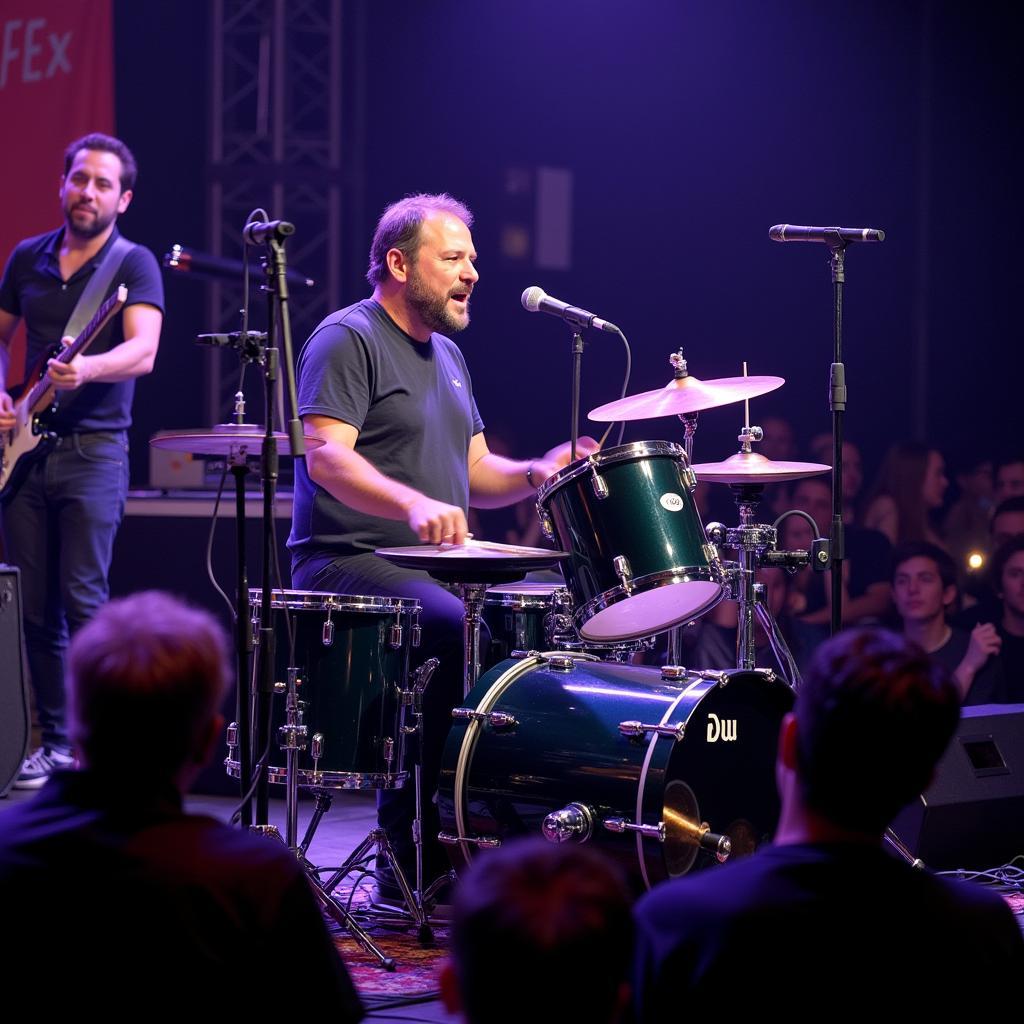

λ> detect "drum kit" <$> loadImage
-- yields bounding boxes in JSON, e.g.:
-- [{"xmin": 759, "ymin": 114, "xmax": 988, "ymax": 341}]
[{"xmin": 152, "ymin": 349, "xmax": 834, "ymax": 967}]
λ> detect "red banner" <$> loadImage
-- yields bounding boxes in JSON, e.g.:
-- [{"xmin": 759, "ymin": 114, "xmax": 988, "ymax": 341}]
[{"xmin": 0, "ymin": 0, "xmax": 114, "ymax": 380}]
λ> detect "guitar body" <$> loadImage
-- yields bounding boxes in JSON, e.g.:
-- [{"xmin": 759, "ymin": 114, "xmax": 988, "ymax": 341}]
[{"xmin": 0, "ymin": 285, "xmax": 127, "ymax": 500}]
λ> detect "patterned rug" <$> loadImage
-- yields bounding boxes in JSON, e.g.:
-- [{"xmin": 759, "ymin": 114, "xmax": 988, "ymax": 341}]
[{"xmin": 330, "ymin": 886, "xmax": 450, "ymax": 999}]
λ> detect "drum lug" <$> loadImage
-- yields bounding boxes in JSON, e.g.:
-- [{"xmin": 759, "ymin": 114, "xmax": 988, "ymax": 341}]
[
  {"xmin": 660, "ymin": 665, "xmax": 689, "ymax": 682},
  {"xmin": 383, "ymin": 736, "xmax": 394, "ymax": 766},
  {"xmin": 451, "ymin": 707, "xmax": 519, "ymax": 730},
  {"xmin": 702, "ymin": 542, "xmax": 721, "ymax": 566},
  {"xmin": 603, "ymin": 817, "xmax": 665, "ymax": 842},
  {"xmin": 542, "ymin": 802, "xmax": 594, "ymax": 844},
  {"xmin": 389, "ymin": 622, "xmax": 403, "ymax": 648},
  {"xmin": 618, "ymin": 719, "xmax": 685, "ymax": 741},
  {"xmin": 322, "ymin": 618, "xmax": 334, "ymax": 646},
  {"xmin": 277, "ymin": 721, "xmax": 308, "ymax": 750},
  {"xmin": 698, "ymin": 670, "xmax": 730, "ymax": 686},
  {"xmin": 226, "ymin": 721, "xmax": 238, "ymax": 758},
  {"xmin": 678, "ymin": 464, "xmax": 697, "ymax": 491},
  {"xmin": 543, "ymin": 652, "xmax": 577, "ymax": 672},
  {"xmin": 411, "ymin": 622, "xmax": 422, "ymax": 647},
  {"xmin": 438, "ymin": 831, "xmax": 501, "ymax": 849},
  {"xmin": 311, "ymin": 732, "xmax": 324, "ymax": 763},
  {"xmin": 591, "ymin": 471, "xmax": 610, "ymax": 500},
  {"xmin": 613, "ymin": 555, "xmax": 633, "ymax": 594},
  {"xmin": 537, "ymin": 502, "xmax": 556, "ymax": 542}
]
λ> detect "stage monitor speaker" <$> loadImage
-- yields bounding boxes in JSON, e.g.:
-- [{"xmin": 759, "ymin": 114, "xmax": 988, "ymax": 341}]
[
  {"xmin": 892, "ymin": 702, "xmax": 1024, "ymax": 871},
  {"xmin": 0, "ymin": 565, "xmax": 31, "ymax": 797}
]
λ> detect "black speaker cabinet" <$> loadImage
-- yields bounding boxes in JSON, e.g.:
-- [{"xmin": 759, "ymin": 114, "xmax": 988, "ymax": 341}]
[
  {"xmin": 0, "ymin": 565, "xmax": 31, "ymax": 797},
  {"xmin": 892, "ymin": 703, "xmax": 1024, "ymax": 870}
]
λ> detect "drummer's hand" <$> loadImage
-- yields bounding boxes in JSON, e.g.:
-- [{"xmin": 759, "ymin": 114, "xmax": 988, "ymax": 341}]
[
  {"xmin": 407, "ymin": 497, "xmax": 470, "ymax": 546},
  {"xmin": 532, "ymin": 435, "xmax": 602, "ymax": 483}
]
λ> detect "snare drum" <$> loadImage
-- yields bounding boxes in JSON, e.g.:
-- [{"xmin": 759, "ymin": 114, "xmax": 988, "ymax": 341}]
[
  {"xmin": 438, "ymin": 655, "xmax": 791, "ymax": 889},
  {"xmin": 225, "ymin": 590, "xmax": 421, "ymax": 790},
  {"xmin": 537, "ymin": 441, "xmax": 724, "ymax": 642}
]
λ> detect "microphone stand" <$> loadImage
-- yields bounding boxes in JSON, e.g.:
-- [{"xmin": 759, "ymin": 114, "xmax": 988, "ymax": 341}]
[
  {"xmin": 569, "ymin": 328, "xmax": 584, "ymax": 461},
  {"xmin": 825, "ymin": 234, "xmax": 847, "ymax": 636},
  {"xmin": 253, "ymin": 230, "xmax": 305, "ymax": 830}
]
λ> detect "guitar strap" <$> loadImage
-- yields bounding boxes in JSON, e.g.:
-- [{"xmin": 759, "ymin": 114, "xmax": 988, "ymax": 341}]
[
  {"xmin": 51, "ymin": 235, "xmax": 137, "ymax": 418},
  {"xmin": 62, "ymin": 235, "xmax": 137, "ymax": 340}
]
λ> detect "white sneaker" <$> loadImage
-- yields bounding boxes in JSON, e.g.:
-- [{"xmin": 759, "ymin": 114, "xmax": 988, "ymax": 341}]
[{"xmin": 14, "ymin": 746, "xmax": 74, "ymax": 789}]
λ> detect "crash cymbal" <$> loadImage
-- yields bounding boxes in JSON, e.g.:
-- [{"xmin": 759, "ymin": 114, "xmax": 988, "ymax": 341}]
[
  {"xmin": 691, "ymin": 451, "xmax": 830, "ymax": 485},
  {"xmin": 588, "ymin": 374, "xmax": 784, "ymax": 422},
  {"xmin": 149, "ymin": 423, "xmax": 325, "ymax": 456}
]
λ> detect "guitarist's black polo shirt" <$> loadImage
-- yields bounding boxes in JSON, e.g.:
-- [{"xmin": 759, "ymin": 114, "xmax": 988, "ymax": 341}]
[{"xmin": 0, "ymin": 226, "xmax": 164, "ymax": 434}]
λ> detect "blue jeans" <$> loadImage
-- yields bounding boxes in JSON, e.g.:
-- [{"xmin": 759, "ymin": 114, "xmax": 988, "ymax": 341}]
[{"xmin": 2, "ymin": 431, "xmax": 129, "ymax": 750}]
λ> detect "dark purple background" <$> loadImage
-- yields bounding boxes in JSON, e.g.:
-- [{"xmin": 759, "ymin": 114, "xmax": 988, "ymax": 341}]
[{"xmin": 114, "ymin": 1, "xmax": 1021, "ymax": 491}]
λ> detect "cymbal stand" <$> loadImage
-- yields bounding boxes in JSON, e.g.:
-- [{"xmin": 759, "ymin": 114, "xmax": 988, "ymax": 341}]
[
  {"xmin": 704, "ymin": 438, "xmax": 805, "ymax": 688},
  {"xmin": 669, "ymin": 350, "xmax": 698, "ymax": 665},
  {"xmin": 448, "ymin": 581, "xmax": 492, "ymax": 697}
]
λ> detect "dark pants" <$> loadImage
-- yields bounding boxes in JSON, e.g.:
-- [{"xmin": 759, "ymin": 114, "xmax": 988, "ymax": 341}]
[
  {"xmin": 2, "ymin": 431, "xmax": 129, "ymax": 750},
  {"xmin": 292, "ymin": 550, "xmax": 480, "ymax": 885}
]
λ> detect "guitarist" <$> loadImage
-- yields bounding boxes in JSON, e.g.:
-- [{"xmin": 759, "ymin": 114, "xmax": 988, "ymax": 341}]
[{"xmin": 0, "ymin": 133, "xmax": 163, "ymax": 788}]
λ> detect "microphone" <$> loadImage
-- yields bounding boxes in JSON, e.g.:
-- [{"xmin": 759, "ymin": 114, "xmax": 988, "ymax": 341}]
[
  {"xmin": 769, "ymin": 224, "xmax": 885, "ymax": 244},
  {"xmin": 164, "ymin": 244, "xmax": 315, "ymax": 289},
  {"xmin": 242, "ymin": 219, "xmax": 296, "ymax": 246},
  {"xmin": 521, "ymin": 286, "xmax": 619, "ymax": 333}
]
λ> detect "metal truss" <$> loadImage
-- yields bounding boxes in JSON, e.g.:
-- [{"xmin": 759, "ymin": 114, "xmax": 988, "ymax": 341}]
[{"xmin": 206, "ymin": 0, "xmax": 342, "ymax": 424}]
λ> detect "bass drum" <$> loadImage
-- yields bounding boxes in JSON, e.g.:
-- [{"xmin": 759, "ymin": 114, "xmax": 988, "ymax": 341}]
[{"xmin": 438, "ymin": 655, "xmax": 793, "ymax": 890}]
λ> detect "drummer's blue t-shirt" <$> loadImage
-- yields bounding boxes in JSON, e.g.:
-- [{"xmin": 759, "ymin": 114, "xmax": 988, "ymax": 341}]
[{"xmin": 288, "ymin": 298, "xmax": 484, "ymax": 564}]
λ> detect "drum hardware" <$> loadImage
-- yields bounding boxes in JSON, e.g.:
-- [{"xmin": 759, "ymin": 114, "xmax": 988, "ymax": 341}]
[
  {"xmin": 438, "ymin": 832, "xmax": 502, "ymax": 849},
  {"xmin": 618, "ymin": 720, "xmax": 687, "ymax": 740},
  {"xmin": 542, "ymin": 803, "xmax": 595, "ymax": 843},
  {"xmin": 451, "ymin": 707, "xmax": 519, "ymax": 730},
  {"xmin": 591, "ymin": 467, "xmax": 610, "ymax": 499},
  {"xmin": 613, "ymin": 555, "xmax": 634, "ymax": 594},
  {"xmin": 603, "ymin": 815, "xmax": 732, "ymax": 864}
]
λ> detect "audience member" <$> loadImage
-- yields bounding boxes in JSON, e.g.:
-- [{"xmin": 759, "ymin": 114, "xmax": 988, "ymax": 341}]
[
  {"xmin": 863, "ymin": 441, "xmax": 948, "ymax": 546},
  {"xmin": 441, "ymin": 840, "xmax": 634, "ymax": 1024},
  {"xmin": 891, "ymin": 542, "xmax": 1004, "ymax": 703},
  {"xmin": 943, "ymin": 455, "xmax": 994, "ymax": 576},
  {"xmin": 955, "ymin": 496, "xmax": 1024, "ymax": 627},
  {"xmin": 0, "ymin": 591, "xmax": 363, "ymax": 1018},
  {"xmin": 783, "ymin": 475, "xmax": 892, "ymax": 626},
  {"xmin": 633, "ymin": 629, "xmax": 1023, "ymax": 1018},
  {"xmin": 991, "ymin": 535, "xmax": 1024, "ymax": 701},
  {"xmin": 994, "ymin": 454, "xmax": 1024, "ymax": 503}
]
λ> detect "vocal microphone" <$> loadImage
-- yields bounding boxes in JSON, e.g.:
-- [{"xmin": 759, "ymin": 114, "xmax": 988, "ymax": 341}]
[
  {"xmin": 769, "ymin": 224, "xmax": 885, "ymax": 244},
  {"xmin": 521, "ymin": 286, "xmax": 619, "ymax": 333},
  {"xmin": 163, "ymin": 244, "xmax": 315, "ymax": 289},
  {"xmin": 242, "ymin": 219, "xmax": 295, "ymax": 246}
]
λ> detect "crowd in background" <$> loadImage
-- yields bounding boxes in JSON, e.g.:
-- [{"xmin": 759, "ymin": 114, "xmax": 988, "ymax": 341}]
[{"xmin": 475, "ymin": 425, "xmax": 1024, "ymax": 704}]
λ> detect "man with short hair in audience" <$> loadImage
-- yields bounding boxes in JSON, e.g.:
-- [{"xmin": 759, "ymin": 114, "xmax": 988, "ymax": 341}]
[
  {"xmin": 633, "ymin": 629, "xmax": 1023, "ymax": 1018},
  {"xmin": 0, "ymin": 591, "xmax": 363, "ymax": 1018},
  {"xmin": 442, "ymin": 840, "xmax": 634, "ymax": 1024},
  {"xmin": 892, "ymin": 541, "xmax": 1004, "ymax": 703},
  {"xmin": 994, "ymin": 454, "xmax": 1024, "ymax": 504}
]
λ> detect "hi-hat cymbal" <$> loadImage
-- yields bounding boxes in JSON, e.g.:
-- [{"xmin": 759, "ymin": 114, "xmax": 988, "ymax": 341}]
[
  {"xmin": 588, "ymin": 374, "xmax": 785, "ymax": 422},
  {"xmin": 691, "ymin": 451, "xmax": 830, "ymax": 485},
  {"xmin": 150, "ymin": 423, "xmax": 325, "ymax": 456}
]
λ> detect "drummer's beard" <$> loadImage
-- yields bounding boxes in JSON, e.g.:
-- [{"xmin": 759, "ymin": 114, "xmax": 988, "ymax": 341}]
[{"xmin": 405, "ymin": 268, "xmax": 470, "ymax": 336}]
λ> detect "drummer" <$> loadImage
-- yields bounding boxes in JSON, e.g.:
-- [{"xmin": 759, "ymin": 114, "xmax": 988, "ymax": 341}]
[{"xmin": 288, "ymin": 192, "xmax": 596, "ymax": 905}]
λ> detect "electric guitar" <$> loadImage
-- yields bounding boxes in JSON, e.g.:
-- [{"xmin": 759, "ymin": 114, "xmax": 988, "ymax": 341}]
[{"xmin": 0, "ymin": 284, "xmax": 128, "ymax": 498}]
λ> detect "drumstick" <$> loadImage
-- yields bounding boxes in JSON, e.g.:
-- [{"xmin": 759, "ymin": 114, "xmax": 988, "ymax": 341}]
[{"xmin": 743, "ymin": 361, "xmax": 749, "ymax": 430}]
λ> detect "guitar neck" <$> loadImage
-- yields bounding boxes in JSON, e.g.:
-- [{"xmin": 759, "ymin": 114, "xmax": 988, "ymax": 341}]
[{"xmin": 24, "ymin": 283, "xmax": 129, "ymax": 412}]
